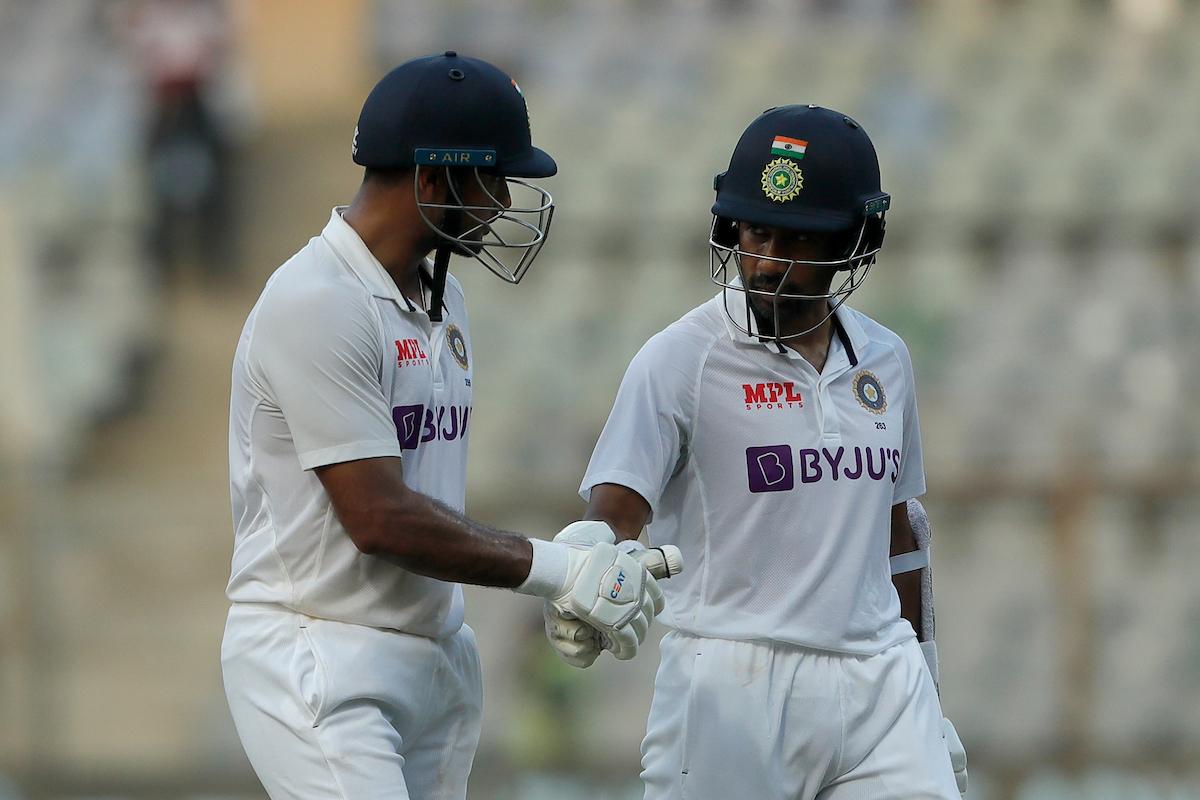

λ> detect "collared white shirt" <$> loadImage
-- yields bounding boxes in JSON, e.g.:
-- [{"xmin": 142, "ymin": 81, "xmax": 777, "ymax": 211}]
[
  {"xmin": 580, "ymin": 289, "xmax": 925, "ymax": 654},
  {"xmin": 226, "ymin": 208, "xmax": 473, "ymax": 637}
]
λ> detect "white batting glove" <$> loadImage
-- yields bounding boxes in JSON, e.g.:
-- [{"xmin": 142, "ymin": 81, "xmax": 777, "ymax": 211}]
[
  {"xmin": 539, "ymin": 522, "xmax": 682, "ymax": 666},
  {"xmin": 921, "ymin": 641, "xmax": 967, "ymax": 796},
  {"xmin": 942, "ymin": 717, "xmax": 968, "ymax": 795},
  {"xmin": 542, "ymin": 521, "xmax": 616, "ymax": 668},
  {"xmin": 562, "ymin": 541, "xmax": 663, "ymax": 660},
  {"xmin": 544, "ymin": 605, "xmax": 602, "ymax": 668},
  {"xmin": 518, "ymin": 529, "xmax": 664, "ymax": 662}
]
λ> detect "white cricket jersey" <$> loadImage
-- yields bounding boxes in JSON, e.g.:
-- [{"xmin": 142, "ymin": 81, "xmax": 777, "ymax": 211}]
[
  {"xmin": 226, "ymin": 208, "xmax": 474, "ymax": 638},
  {"xmin": 580, "ymin": 289, "xmax": 926, "ymax": 654}
]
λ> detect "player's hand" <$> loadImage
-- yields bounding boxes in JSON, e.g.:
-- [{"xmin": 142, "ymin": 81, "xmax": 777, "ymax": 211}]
[
  {"xmin": 541, "ymin": 521, "xmax": 616, "ymax": 668},
  {"xmin": 538, "ymin": 521, "xmax": 681, "ymax": 667},
  {"xmin": 942, "ymin": 717, "xmax": 967, "ymax": 795},
  {"xmin": 551, "ymin": 542, "xmax": 664, "ymax": 661}
]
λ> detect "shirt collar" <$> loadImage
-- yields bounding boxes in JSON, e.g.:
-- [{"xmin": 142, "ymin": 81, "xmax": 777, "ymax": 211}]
[
  {"xmin": 719, "ymin": 281, "xmax": 869, "ymax": 367},
  {"xmin": 322, "ymin": 207, "xmax": 443, "ymax": 315}
]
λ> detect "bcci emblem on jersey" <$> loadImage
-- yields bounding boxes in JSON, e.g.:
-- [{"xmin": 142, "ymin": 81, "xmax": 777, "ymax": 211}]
[
  {"xmin": 446, "ymin": 325, "xmax": 469, "ymax": 370},
  {"xmin": 852, "ymin": 370, "xmax": 887, "ymax": 414}
]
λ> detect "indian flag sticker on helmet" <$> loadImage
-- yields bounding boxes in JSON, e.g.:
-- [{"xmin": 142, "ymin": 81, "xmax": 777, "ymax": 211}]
[
  {"xmin": 761, "ymin": 157, "xmax": 803, "ymax": 202},
  {"xmin": 771, "ymin": 135, "xmax": 807, "ymax": 160}
]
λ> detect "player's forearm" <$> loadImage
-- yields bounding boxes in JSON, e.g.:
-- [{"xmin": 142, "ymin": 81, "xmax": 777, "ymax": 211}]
[
  {"xmin": 316, "ymin": 458, "xmax": 537, "ymax": 587},
  {"xmin": 893, "ymin": 571, "xmax": 924, "ymax": 641},
  {"xmin": 349, "ymin": 486, "xmax": 534, "ymax": 587},
  {"xmin": 584, "ymin": 482, "xmax": 652, "ymax": 541},
  {"xmin": 889, "ymin": 501, "xmax": 925, "ymax": 640}
]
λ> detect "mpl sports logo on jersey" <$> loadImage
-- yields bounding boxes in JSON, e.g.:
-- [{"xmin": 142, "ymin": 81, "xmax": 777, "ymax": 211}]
[
  {"xmin": 746, "ymin": 444, "xmax": 902, "ymax": 493},
  {"xmin": 743, "ymin": 382, "xmax": 803, "ymax": 411},
  {"xmin": 395, "ymin": 338, "xmax": 428, "ymax": 368}
]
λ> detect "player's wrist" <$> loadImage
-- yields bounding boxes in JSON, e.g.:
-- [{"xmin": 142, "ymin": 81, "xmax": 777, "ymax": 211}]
[
  {"xmin": 615, "ymin": 538, "xmax": 646, "ymax": 556},
  {"xmin": 514, "ymin": 538, "xmax": 569, "ymax": 598},
  {"xmin": 515, "ymin": 539, "xmax": 578, "ymax": 599},
  {"xmin": 553, "ymin": 519, "xmax": 617, "ymax": 546}
]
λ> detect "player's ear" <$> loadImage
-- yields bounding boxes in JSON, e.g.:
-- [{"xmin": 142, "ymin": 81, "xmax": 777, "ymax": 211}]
[{"xmin": 415, "ymin": 166, "xmax": 449, "ymax": 204}]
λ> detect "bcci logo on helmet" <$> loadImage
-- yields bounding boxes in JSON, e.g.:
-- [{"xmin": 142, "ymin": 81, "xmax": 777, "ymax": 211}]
[{"xmin": 760, "ymin": 157, "xmax": 803, "ymax": 203}]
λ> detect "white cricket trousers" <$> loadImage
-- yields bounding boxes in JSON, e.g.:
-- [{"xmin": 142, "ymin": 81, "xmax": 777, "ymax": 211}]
[
  {"xmin": 641, "ymin": 631, "xmax": 958, "ymax": 800},
  {"xmin": 221, "ymin": 603, "xmax": 483, "ymax": 800}
]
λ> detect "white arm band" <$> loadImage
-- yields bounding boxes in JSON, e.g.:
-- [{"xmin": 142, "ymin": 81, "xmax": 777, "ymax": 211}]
[
  {"xmin": 889, "ymin": 547, "xmax": 928, "ymax": 575},
  {"xmin": 514, "ymin": 538, "xmax": 569, "ymax": 598}
]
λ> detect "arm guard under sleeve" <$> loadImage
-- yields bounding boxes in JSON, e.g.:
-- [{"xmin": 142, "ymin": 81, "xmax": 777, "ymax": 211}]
[{"xmin": 891, "ymin": 498, "xmax": 938, "ymax": 684}]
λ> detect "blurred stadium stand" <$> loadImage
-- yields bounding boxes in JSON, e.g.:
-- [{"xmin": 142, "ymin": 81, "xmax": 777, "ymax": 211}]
[{"xmin": 1, "ymin": 0, "xmax": 1198, "ymax": 798}]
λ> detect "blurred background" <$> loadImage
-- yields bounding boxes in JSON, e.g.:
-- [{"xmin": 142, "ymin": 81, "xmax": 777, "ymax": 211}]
[{"xmin": 1, "ymin": 0, "xmax": 1198, "ymax": 798}]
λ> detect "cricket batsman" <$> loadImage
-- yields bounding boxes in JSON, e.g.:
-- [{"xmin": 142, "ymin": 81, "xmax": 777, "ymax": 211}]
[
  {"xmin": 220, "ymin": 53, "xmax": 674, "ymax": 799},
  {"xmin": 544, "ymin": 105, "xmax": 969, "ymax": 798}
]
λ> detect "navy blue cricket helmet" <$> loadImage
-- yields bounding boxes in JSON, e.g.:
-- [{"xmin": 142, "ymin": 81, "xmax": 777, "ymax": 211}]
[
  {"xmin": 353, "ymin": 51, "xmax": 557, "ymax": 179},
  {"xmin": 353, "ymin": 52, "xmax": 556, "ymax": 297}
]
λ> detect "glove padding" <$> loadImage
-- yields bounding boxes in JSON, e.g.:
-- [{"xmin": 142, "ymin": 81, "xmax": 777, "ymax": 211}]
[
  {"xmin": 543, "ymin": 522, "xmax": 655, "ymax": 667},
  {"xmin": 542, "ymin": 527, "xmax": 664, "ymax": 662},
  {"xmin": 544, "ymin": 601, "xmax": 604, "ymax": 668},
  {"xmin": 942, "ymin": 717, "xmax": 968, "ymax": 795}
]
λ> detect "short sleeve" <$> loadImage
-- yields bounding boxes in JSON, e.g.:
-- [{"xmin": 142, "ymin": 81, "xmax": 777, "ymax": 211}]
[
  {"xmin": 580, "ymin": 329, "xmax": 704, "ymax": 517},
  {"xmin": 249, "ymin": 283, "xmax": 402, "ymax": 470},
  {"xmin": 892, "ymin": 339, "xmax": 926, "ymax": 504}
]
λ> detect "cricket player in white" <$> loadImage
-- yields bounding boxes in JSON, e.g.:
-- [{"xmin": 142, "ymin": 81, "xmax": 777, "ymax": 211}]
[
  {"xmin": 544, "ymin": 106, "xmax": 968, "ymax": 799},
  {"xmin": 221, "ymin": 53, "xmax": 671, "ymax": 800}
]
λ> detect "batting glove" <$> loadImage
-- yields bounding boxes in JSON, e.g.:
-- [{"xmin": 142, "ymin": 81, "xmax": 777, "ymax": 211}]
[
  {"xmin": 518, "ymin": 527, "xmax": 664, "ymax": 662},
  {"xmin": 943, "ymin": 717, "xmax": 968, "ymax": 795},
  {"xmin": 542, "ymin": 521, "xmax": 615, "ymax": 668},
  {"xmin": 921, "ymin": 641, "xmax": 968, "ymax": 796}
]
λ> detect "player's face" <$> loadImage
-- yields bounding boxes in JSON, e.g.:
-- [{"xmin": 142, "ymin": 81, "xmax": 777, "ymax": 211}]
[
  {"xmin": 736, "ymin": 222, "xmax": 845, "ymax": 323},
  {"xmin": 451, "ymin": 171, "xmax": 512, "ymax": 247}
]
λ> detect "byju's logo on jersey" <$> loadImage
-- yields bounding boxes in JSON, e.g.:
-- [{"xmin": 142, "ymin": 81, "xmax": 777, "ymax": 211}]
[
  {"xmin": 393, "ymin": 404, "xmax": 425, "ymax": 449},
  {"xmin": 395, "ymin": 338, "xmax": 428, "ymax": 368},
  {"xmin": 746, "ymin": 444, "xmax": 901, "ymax": 493},
  {"xmin": 392, "ymin": 403, "xmax": 472, "ymax": 450},
  {"xmin": 746, "ymin": 445, "xmax": 795, "ymax": 493},
  {"xmin": 743, "ymin": 382, "xmax": 803, "ymax": 410}
]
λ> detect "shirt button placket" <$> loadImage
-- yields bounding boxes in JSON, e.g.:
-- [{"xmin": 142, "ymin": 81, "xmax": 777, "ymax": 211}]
[{"xmin": 817, "ymin": 380, "xmax": 841, "ymax": 442}]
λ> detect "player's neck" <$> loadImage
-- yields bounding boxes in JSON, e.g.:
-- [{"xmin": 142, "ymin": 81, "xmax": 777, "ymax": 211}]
[
  {"xmin": 342, "ymin": 192, "xmax": 429, "ymax": 303},
  {"xmin": 762, "ymin": 303, "xmax": 836, "ymax": 372}
]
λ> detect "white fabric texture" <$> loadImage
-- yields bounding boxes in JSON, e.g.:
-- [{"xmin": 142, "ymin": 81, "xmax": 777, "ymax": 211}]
[
  {"xmin": 221, "ymin": 603, "xmax": 482, "ymax": 800},
  {"xmin": 640, "ymin": 631, "xmax": 959, "ymax": 800},
  {"xmin": 227, "ymin": 208, "xmax": 474, "ymax": 637},
  {"xmin": 581, "ymin": 291, "xmax": 925, "ymax": 654}
]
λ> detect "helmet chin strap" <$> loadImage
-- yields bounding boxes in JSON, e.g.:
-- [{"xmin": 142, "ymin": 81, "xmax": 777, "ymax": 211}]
[{"xmin": 426, "ymin": 209, "xmax": 459, "ymax": 324}]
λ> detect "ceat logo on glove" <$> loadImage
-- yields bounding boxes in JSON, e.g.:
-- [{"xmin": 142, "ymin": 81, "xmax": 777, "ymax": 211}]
[{"xmin": 607, "ymin": 568, "xmax": 628, "ymax": 600}]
